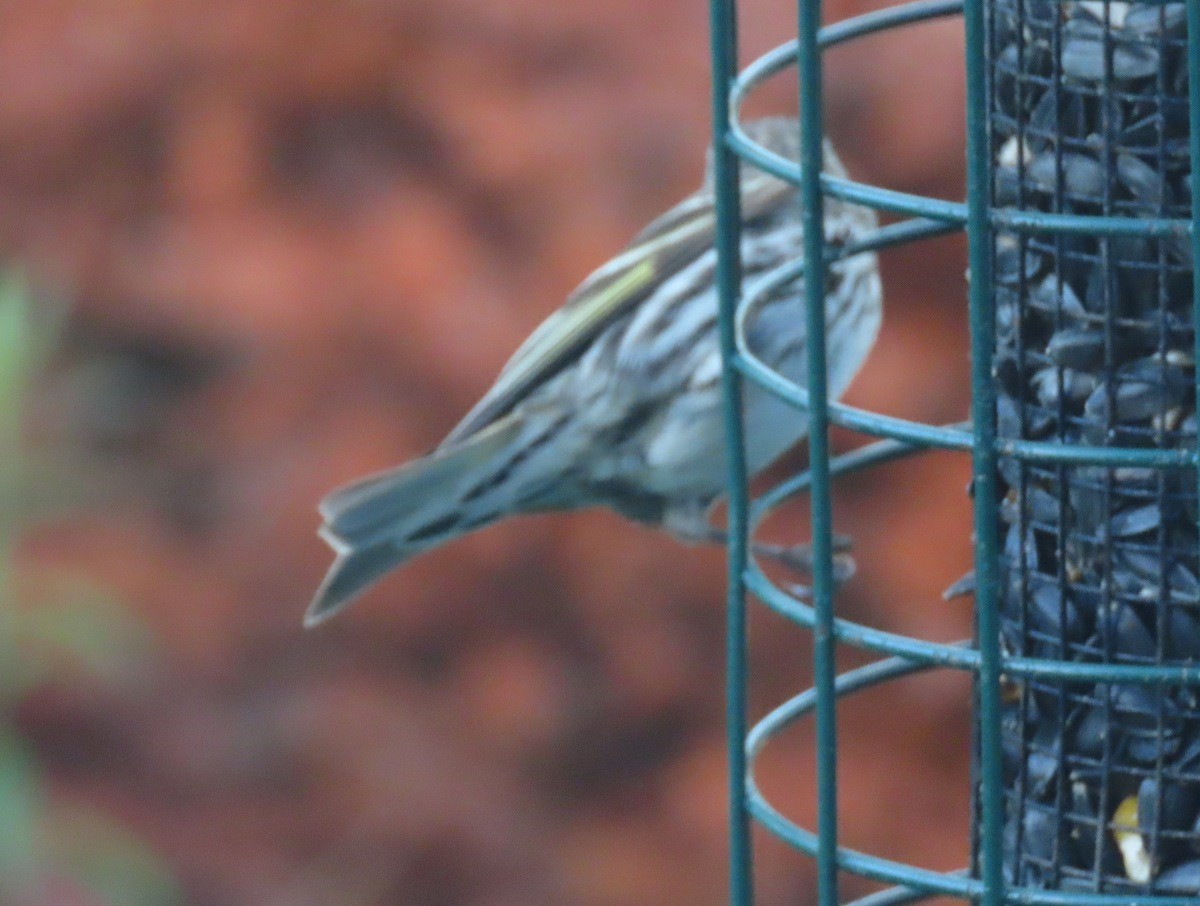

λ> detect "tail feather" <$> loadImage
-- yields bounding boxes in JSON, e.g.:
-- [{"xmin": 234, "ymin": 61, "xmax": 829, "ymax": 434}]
[
  {"xmin": 319, "ymin": 417, "xmax": 523, "ymax": 540},
  {"xmin": 306, "ymin": 539, "xmax": 419, "ymax": 626},
  {"xmin": 307, "ymin": 416, "xmax": 524, "ymax": 625}
]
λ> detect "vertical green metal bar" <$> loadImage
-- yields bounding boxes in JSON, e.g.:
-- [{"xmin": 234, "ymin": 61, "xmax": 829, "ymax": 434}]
[
  {"xmin": 963, "ymin": 0, "xmax": 1004, "ymax": 903},
  {"xmin": 708, "ymin": 0, "xmax": 753, "ymax": 902},
  {"xmin": 796, "ymin": 1, "xmax": 839, "ymax": 905},
  {"xmin": 1188, "ymin": 0, "xmax": 1200, "ymax": 649}
]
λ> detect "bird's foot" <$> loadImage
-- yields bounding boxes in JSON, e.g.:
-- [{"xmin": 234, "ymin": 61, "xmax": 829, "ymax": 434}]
[
  {"xmin": 752, "ymin": 535, "xmax": 856, "ymax": 599},
  {"xmin": 942, "ymin": 570, "xmax": 976, "ymax": 601},
  {"xmin": 663, "ymin": 508, "xmax": 856, "ymax": 595}
]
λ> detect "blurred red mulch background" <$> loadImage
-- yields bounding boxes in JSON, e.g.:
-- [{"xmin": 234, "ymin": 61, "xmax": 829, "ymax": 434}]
[{"xmin": 0, "ymin": 1, "xmax": 976, "ymax": 903}]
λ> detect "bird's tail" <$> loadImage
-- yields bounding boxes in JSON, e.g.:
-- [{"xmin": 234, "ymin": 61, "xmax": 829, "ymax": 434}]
[{"xmin": 306, "ymin": 417, "xmax": 524, "ymax": 626}]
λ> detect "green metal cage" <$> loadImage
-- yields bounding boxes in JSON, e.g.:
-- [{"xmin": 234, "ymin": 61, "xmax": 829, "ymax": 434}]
[{"xmin": 708, "ymin": 0, "xmax": 1200, "ymax": 903}]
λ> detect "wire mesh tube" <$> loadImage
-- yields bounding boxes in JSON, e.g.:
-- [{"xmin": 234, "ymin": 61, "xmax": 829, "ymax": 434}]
[{"xmin": 986, "ymin": 0, "xmax": 1200, "ymax": 894}]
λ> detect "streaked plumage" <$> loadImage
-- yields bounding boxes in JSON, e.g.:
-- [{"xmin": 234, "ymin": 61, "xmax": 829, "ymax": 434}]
[{"xmin": 308, "ymin": 118, "xmax": 881, "ymax": 626}]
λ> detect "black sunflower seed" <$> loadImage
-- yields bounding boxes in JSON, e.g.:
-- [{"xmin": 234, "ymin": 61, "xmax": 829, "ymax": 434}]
[
  {"xmin": 1122, "ymin": 3, "xmax": 1186, "ymax": 40},
  {"xmin": 1029, "ymin": 151, "xmax": 1106, "ymax": 199},
  {"xmin": 1156, "ymin": 860, "xmax": 1200, "ymax": 894},
  {"xmin": 1105, "ymin": 503, "xmax": 1162, "ymax": 538},
  {"xmin": 1117, "ymin": 154, "xmax": 1171, "ymax": 210},
  {"xmin": 1061, "ymin": 20, "xmax": 1161, "ymax": 82},
  {"xmin": 1047, "ymin": 328, "xmax": 1106, "ymax": 370}
]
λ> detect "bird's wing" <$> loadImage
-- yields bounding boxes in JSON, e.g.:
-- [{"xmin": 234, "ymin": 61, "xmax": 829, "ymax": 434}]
[{"xmin": 442, "ymin": 168, "xmax": 791, "ymax": 446}]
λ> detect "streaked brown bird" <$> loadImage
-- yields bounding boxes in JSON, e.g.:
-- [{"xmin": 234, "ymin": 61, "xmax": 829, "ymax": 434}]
[{"xmin": 308, "ymin": 118, "xmax": 881, "ymax": 626}]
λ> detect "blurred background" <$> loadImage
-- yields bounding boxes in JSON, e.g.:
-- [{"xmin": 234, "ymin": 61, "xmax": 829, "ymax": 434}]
[{"xmin": 0, "ymin": 1, "xmax": 976, "ymax": 903}]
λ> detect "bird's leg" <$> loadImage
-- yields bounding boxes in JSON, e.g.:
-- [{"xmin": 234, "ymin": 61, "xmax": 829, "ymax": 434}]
[{"xmin": 663, "ymin": 505, "xmax": 856, "ymax": 592}]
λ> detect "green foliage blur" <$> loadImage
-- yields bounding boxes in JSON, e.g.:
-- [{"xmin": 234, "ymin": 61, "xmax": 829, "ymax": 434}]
[{"xmin": 0, "ymin": 273, "xmax": 182, "ymax": 905}]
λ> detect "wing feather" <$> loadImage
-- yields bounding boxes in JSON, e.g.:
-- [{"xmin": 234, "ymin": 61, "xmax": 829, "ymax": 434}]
[{"xmin": 441, "ymin": 167, "xmax": 792, "ymax": 446}]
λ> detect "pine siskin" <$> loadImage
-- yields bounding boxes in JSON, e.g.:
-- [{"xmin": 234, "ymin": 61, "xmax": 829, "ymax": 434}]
[{"xmin": 307, "ymin": 117, "xmax": 881, "ymax": 626}]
